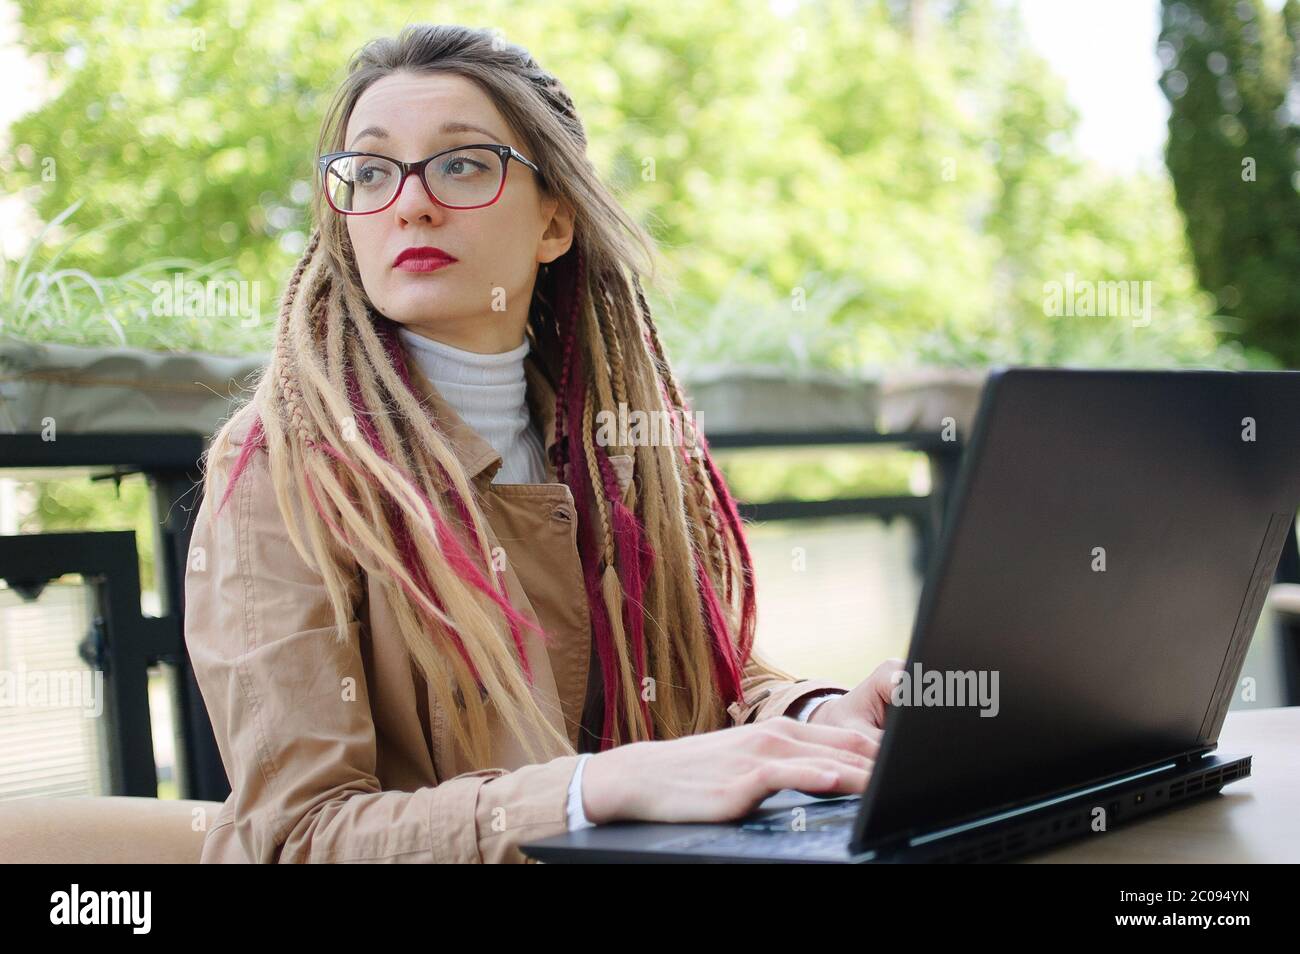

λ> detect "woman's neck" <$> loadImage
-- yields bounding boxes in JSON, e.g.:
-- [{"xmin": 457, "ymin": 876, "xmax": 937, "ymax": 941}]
[{"xmin": 398, "ymin": 318, "xmax": 529, "ymax": 355}]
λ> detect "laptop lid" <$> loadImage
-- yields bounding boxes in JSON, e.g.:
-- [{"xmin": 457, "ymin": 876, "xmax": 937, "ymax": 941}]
[{"xmin": 853, "ymin": 367, "xmax": 1300, "ymax": 849}]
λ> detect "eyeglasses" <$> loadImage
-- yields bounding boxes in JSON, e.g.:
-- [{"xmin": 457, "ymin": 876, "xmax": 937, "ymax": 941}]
[{"xmin": 318, "ymin": 143, "xmax": 542, "ymax": 215}]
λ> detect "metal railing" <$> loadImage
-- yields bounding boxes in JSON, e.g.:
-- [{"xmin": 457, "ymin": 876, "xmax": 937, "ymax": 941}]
[
  {"xmin": 1, "ymin": 425, "xmax": 1296, "ymax": 804},
  {"xmin": 0, "ymin": 433, "xmax": 227, "ymax": 801}
]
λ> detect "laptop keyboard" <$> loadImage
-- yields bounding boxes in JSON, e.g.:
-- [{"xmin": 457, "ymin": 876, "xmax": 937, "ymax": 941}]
[
  {"xmin": 656, "ymin": 799, "xmax": 860, "ymax": 860},
  {"xmin": 740, "ymin": 799, "xmax": 860, "ymax": 831}
]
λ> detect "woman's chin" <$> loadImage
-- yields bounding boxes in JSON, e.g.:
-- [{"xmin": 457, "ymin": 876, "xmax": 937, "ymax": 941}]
[{"xmin": 380, "ymin": 291, "xmax": 461, "ymax": 326}]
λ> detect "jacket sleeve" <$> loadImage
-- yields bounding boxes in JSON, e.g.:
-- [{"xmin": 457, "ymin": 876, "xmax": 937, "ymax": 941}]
[
  {"xmin": 183, "ymin": 432, "xmax": 579, "ymax": 863},
  {"xmin": 725, "ymin": 647, "xmax": 849, "ymax": 727}
]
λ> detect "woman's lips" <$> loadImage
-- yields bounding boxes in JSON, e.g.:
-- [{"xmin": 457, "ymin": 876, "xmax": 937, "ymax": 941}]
[
  {"xmin": 393, "ymin": 246, "xmax": 458, "ymax": 272},
  {"xmin": 395, "ymin": 257, "xmax": 455, "ymax": 273}
]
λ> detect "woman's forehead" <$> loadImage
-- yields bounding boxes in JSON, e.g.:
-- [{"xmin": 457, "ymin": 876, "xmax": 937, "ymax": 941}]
[{"xmin": 347, "ymin": 73, "xmax": 511, "ymax": 148}]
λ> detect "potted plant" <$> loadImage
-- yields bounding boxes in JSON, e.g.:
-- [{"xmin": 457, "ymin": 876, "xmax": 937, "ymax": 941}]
[
  {"xmin": 0, "ymin": 203, "xmax": 267, "ymax": 437},
  {"xmin": 661, "ymin": 268, "xmax": 882, "ymax": 435}
]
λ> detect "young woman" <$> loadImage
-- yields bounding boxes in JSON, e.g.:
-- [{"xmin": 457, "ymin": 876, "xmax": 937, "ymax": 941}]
[{"xmin": 184, "ymin": 23, "xmax": 898, "ymax": 864}]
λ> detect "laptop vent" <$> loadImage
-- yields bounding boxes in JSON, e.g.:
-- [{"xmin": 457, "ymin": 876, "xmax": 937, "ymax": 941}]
[{"xmin": 922, "ymin": 758, "xmax": 1248, "ymax": 864}]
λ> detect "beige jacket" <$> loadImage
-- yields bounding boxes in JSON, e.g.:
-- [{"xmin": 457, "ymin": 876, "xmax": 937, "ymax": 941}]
[{"xmin": 183, "ymin": 348, "xmax": 846, "ymax": 863}]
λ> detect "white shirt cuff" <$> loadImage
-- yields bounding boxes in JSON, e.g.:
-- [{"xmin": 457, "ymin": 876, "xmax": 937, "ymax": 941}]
[
  {"xmin": 566, "ymin": 752, "xmax": 596, "ymax": 831},
  {"xmin": 791, "ymin": 691, "xmax": 841, "ymax": 722}
]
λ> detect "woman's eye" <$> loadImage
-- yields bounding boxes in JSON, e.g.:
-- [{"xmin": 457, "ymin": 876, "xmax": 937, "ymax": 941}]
[
  {"xmin": 355, "ymin": 165, "xmax": 390, "ymax": 188},
  {"xmin": 442, "ymin": 156, "xmax": 487, "ymax": 177}
]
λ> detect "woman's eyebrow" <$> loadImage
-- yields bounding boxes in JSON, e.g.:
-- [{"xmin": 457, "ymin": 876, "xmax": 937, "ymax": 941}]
[{"xmin": 348, "ymin": 121, "xmax": 507, "ymax": 150}]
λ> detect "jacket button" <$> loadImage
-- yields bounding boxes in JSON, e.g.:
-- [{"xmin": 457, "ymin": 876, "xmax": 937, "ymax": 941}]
[{"xmin": 552, "ymin": 507, "xmax": 572, "ymax": 522}]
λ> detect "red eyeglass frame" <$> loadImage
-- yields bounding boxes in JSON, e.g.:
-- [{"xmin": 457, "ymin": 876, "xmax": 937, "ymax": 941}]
[{"xmin": 317, "ymin": 143, "xmax": 542, "ymax": 214}]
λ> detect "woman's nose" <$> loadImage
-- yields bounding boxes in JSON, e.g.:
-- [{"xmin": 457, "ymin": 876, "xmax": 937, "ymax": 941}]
[{"xmin": 392, "ymin": 171, "xmax": 446, "ymax": 224}]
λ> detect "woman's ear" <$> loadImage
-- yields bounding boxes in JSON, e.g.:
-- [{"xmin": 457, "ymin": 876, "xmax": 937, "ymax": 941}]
[{"xmin": 538, "ymin": 195, "xmax": 576, "ymax": 266}]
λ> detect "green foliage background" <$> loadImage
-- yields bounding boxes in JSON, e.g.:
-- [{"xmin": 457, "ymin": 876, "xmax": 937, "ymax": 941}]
[{"xmin": 4, "ymin": 0, "xmax": 1285, "ymax": 372}]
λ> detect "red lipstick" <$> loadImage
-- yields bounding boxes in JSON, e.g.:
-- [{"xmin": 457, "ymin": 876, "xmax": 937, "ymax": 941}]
[{"xmin": 393, "ymin": 246, "xmax": 458, "ymax": 272}]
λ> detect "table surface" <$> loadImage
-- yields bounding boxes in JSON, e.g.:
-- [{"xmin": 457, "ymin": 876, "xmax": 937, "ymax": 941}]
[{"xmin": 1025, "ymin": 706, "xmax": 1300, "ymax": 863}]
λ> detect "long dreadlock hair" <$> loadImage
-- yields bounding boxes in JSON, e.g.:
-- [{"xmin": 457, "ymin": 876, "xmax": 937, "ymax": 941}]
[{"xmin": 201, "ymin": 23, "xmax": 793, "ymax": 768}]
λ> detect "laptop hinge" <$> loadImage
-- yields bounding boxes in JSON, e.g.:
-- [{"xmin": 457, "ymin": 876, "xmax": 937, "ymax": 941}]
[
  {"xmin": 852, "ymin": 832, "xmax": 910, "ymax": 857},
  {"xmin": 1177, "ymin": 744, "xmax": 1216, "ymax": 767}
]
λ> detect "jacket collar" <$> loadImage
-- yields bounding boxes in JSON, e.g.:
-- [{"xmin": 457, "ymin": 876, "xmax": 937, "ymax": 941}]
[{"xmin": 402, "ymin": 338, "xmax": 560, "ymax": 489}]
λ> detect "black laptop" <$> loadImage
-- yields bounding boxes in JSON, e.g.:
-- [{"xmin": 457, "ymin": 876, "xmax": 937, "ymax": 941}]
[{"xmin": 524, "ymin": 366, "xmax": 1300, "ymax": 863}]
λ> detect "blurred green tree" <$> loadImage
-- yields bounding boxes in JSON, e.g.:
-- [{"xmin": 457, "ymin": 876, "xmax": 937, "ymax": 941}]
[
  {"xmin": 1159, "ymin": 0, "xmax": 1300, "ymax": 367},
  {"xmin": 1, "ymin": 0, "xmax": 1264, "ymax": 372}
]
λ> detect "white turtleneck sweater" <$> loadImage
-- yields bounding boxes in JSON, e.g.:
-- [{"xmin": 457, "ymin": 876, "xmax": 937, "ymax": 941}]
[
  {"xmin": 398, "ymin": 324, "xmax": 841, "ymax": 831},
  {"xmin": 397, "ymin": 327, "xmax": 548, "ymax": 485}
]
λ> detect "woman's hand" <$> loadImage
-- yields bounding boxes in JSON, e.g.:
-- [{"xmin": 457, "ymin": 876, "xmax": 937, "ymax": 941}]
[
  {"xmin": 806, "ymin": 657, "xmax": 905, "ymax": 734},
  {"xmin": 580, "ymin": 717, "xmax": 878, "ymax": 825}
]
